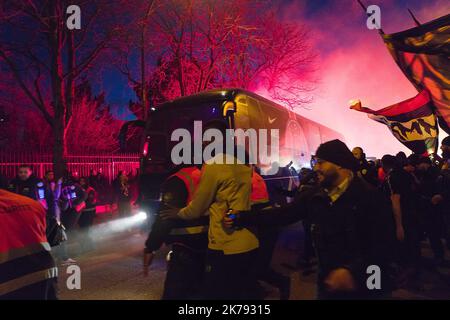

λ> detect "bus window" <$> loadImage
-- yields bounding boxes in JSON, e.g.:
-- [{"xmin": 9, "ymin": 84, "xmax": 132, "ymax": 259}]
[
  {"xmin": 166, "ymin": 101, "xmax": 225, "ymax": 134},
  {"xmin": 246, "ymin": 96, "xmax": 264, "ymax": 130},
  {"xmin": 234, "ymin": 95, "xmax": 251, "ymax": 129},
  {"xmin": 143, "ymin": 100, "xmax": 227, "ymax": 170}
]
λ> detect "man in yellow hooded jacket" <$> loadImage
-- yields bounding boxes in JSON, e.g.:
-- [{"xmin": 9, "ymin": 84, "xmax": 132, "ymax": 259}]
[{"xmin": 161, "ymin": 122, "xmax": 259, "ymax": 299}]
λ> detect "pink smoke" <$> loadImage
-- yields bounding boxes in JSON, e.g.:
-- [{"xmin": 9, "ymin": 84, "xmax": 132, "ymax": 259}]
[{"xmin": 257, "ymin": 0, "xmax": 449, "ymax": 158}]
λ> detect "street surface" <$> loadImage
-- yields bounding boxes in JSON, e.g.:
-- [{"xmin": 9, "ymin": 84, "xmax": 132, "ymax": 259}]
[{"xmin": 57, "ymin": 217, "xmax": 450, "ymax": 300}]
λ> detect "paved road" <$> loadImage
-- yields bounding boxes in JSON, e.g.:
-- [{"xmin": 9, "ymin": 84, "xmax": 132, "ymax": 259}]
[{"xmin": 56, "ymin": 221, "xmax": 450, "ymax": 300}]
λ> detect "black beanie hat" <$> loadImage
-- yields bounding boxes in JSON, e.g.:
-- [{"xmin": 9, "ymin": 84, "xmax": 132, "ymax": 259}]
[
  {"xmin": 315, "ymin": 139, "xmax": 359, "ymax": 171},
  {"xmin": 417, "ymin": 156, "xmax": 432, "ymax": 166}
]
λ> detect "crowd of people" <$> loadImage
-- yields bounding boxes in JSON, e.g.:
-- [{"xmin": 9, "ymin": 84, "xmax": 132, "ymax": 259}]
[
  {"xmin": 353, "ymin": 143, "xmax": 450, "ymax": 264},
  {"xmin": 1, "ymin": 133, "xmax": 449, "ymax": 300},
  {"xmin": 0, "ymin": 166, "xmax": 138, "ymax": 266},
  {"xmin": 144, "ymin": 130, "xmax": 450, "ymax": 300}
]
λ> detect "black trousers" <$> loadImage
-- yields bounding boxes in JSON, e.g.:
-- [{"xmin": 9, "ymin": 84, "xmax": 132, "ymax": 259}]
[
  {"xmin": 78, "ymin": 208, "xmax": 96, "ymax": 252},
  {"xmin": 162, "ymin": 245, "xmax": 205, "ymax": 300},
  {"xmin": 419, "ymin": 204, "xmax": 444, "ymax": 259},
  {"xmin": 78, "ymin": 209, "xmax": 96, "ymax": 229},
  {"xmin": 300, "ymin": 220, "xmax": 315, "ymax": 262},
  {"xmin": 256, "ymin": 227, "xmax": 287, "ymax": 290},
  {"xmin": 397, "ymin": 217, "xmax": 421, "ymax": 269},
  {"xmin": 442, "ymin": 205, "xmax": 450, "ymax": 247},
  {"xmin": 117, "ymin": 199, "xmax": 131, "ymax": 217},
  {"xmin": 204, "ymin": 249, "xmax": 258, "ymax": 300},
  {"xmin": 61, "ymin": 208, "xmax": 80, "ymax": 231}
]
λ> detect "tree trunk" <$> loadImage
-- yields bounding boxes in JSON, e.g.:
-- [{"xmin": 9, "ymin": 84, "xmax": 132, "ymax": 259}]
[
  {"xmin": 53, "ymin": 117, "xmax": 67, "ymax": 178},
  {"xmin": 65, "ymin": 29, "xmax": 75, "ymax": 129},
  {"xmin": 176, "ymin": 48, "xmax": 185, "ymax": 96},
  {"xmin": 141, "ymin": 29, "xmax": 147, "ymax": 120},
  {"xmin": 48, "ymin": 0, "xmax": 67, "ymax": 178}
]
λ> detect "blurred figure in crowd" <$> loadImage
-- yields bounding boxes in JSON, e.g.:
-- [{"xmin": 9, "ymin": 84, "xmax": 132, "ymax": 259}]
[
  {"xmin": 352, "ymin": 147, "xmax": 378, "ymax": 186},
  {"xmin": 113, "ymin": 171, "xmax": 131, "ymax": 217},
  {"xmin": 7, "ymin": 165, "xmax": 55, "ymax": 215},
  {"xmin": 57, "ymin": 171, "xmax": 87, "ymax": 265},
  {"xmin": 79, "ymin": 177, "xmax": 97, "ymax": 252},
  {"xmin": 434, "ymin": 136, "xmax": 450, "ymax": 250},
  {"xmin": 441, "ymin": 136, "xmax": 450, "ymax": 166},
  {"xmin": 296, "ymin": 167, "xmax": 317, "ymax": 270},
  {"xmin": 44, "ymin": 170, "xmax": 63, "ymax": 222},
  {"xmin": 251, "ymin": 165, "xmax": 290, "ymax": 300},
  {"xmin": 381, "ymin": 155, "xmax": 420, "ymax": 286},
  {"xmin": 88, "ymin": 169, "xmax": 99, "ymax": 190},
  {"xmin": 414, "ymin": 156, "xmax": 446, "ymax": 265},
  {"xmin": 89, "ymin": 168, "xmax": 109, "ymax": 204},
  {"xmin": 396, "ymin": 152, "xmax": 408, "ymax": 168}
]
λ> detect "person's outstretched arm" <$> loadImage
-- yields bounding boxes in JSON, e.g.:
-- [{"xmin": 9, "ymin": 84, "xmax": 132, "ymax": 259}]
[
  {"xmin": 176, "ymin": 164, "xmax": 219, "ymax": 220},
  {"xmin": 228, "ymin": 188, "xmax": 315, "ymax": 228}
]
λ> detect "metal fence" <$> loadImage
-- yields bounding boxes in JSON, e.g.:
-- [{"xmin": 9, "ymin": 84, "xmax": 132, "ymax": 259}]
[{"xmin": 0, "ymin": 152, "xmax": 140, "ymax": 183}]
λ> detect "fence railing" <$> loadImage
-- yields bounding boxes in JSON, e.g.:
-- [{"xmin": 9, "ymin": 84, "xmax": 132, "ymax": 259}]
[{"xmin": 0, "ymin": 152, "xmax": 140, "ymax": 183}]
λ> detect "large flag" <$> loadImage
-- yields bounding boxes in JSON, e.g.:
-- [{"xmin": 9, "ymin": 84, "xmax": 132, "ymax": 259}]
[
  {"xmin": 382, "ymin": 14, "xmax": 450, "ymax": 134},
  {"xmin": 350, "ymin": 90, "xmax": 438, "ymax": 154}
]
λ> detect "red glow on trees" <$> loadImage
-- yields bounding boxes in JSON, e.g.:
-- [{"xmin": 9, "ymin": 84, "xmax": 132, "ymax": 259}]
[
  {"xmin": 118, "ymin": 0, "xmax": 317, "ymax": 109},
  {"xmin": 0, "ymin": 78, "xmax": 122, "ymax": 154},
  {"xmin": 1, "ymin": 0, "xmax": 318, "ymax": 166},
  {"xmin": 0, "ymin": 0, "xmax": 126, "ymax": 177}
]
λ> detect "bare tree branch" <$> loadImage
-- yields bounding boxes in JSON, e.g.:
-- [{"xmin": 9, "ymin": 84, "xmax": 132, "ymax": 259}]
[{"xmin": 0, "ymin": 48, "xmax": 53, "ymax": 125}]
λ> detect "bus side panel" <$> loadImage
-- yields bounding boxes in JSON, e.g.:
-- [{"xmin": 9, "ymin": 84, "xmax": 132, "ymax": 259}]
[
  {"xmin": 296, "ymin": 116, "xmax": 322, "ymax": 156},
  {"xmin": 234, "ymin": 92, "xmax": 345, "ymax": 168},
  {"xmin": 295, "ymin": 114, "xmax": 346, "ymax": 152},
  {"xmin": 236, "ymin": 94, "xmax": 315, "ymax": 169},
  {"xmin": 318, "ymin": 125, "xmax": 346, "ymax": 144}
]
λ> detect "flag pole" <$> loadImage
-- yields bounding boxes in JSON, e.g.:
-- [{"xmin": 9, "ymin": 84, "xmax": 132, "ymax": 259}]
[
  {"xmin": 356, "ymin": 0, "xmax": 367, "ymax": 11},
  {"xmin": 407, "ymin": 8, "xmax": 422, "ymax": 27}
]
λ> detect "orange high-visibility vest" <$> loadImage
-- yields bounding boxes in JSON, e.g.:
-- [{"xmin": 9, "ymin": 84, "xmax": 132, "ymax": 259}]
[
  {"xmin": 170, "ymin": 166, "xmax": 202, "ymax": 203},
  {"xmin": 0, "ymin": 190, "xmax": 57, "ymax": 297},
  {"xmin": 172, "ymin": 166, "xmax": 269, "ymax": 206},
  {"xmin": 167, "ymin": 166, "xmax": 207, "ymax": 237},
  {"xmin": 251, "ymin": 171, "xmax": 270, "ymax": 205},
  {"xmin": 378, "ymin": 167, "xmax": 386, "ymax": 183}
]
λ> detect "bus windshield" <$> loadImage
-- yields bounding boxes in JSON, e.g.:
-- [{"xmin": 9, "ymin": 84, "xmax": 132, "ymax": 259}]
[{"xmin": 143, "ymin": 100, "xmax": 226, "ymax": 166}]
